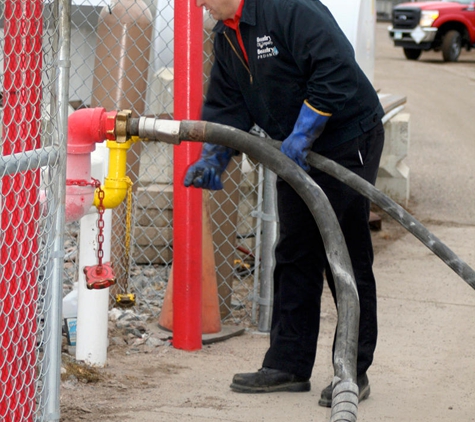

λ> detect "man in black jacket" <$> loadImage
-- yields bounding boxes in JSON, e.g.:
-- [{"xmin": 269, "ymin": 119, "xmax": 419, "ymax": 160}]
[{"xmin": 185, "ymin": 0, "xmax": 384, "ymax": 407}]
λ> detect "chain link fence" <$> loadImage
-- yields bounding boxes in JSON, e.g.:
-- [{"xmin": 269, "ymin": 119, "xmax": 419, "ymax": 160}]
[
  {"xmin": 65, "ymin": 0, "xmax": 265, "ymax": 325},
  {"xmin": 0, "ymin": 0, "xmax": 69, "ymax": 419},
  {"xmin": 0, "ymin": 0, "xmax": 267, "ymax": 418}
]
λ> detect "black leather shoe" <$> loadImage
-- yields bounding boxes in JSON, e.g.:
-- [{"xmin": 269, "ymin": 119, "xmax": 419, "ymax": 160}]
[
  {"xmin": 318, "ymin": 373, "xmax": 370, "ymax": 407},
  {"xmin": 230, "ymin": 367, "xmax": 311, "ymax": 393}
]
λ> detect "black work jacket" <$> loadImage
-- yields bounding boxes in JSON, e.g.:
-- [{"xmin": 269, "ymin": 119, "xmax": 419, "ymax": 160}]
[{"xmin": 203, "ymin": 0, "xmax": 384, "ymax": 151}]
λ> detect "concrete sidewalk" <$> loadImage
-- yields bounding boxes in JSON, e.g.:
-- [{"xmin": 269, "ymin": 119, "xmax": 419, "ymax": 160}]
[{"xmin": 360, "ymin": 224, "xmax": 475, "ymax": 421}]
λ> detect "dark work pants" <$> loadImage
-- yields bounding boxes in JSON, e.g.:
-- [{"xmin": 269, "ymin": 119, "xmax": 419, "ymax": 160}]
[{"xmin": 262, "ymin": 122, "xmax": 385, "ymax": 380}]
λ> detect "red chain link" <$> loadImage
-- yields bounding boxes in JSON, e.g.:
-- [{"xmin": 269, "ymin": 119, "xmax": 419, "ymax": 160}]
[{"xmin": 66, "ymin": 178, "xmax": 106, "ymax": 274}]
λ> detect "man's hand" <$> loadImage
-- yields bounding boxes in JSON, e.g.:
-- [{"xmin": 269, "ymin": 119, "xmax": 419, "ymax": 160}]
[
  {"xmin": 281, "ymin": 100, "xmax": 331, "ymax": 171},
  {"xmin": 184, "ymin": 143, "xmax": 235, "ymax": 190}
]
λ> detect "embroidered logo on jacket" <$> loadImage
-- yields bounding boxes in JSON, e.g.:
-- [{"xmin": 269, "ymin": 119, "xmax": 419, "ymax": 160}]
[{"xmin": 256, "ymin": 35, "xmax": 279, "ymax": 60}]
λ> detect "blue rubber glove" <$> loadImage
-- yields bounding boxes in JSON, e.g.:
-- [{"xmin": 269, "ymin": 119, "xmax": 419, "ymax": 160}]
[
  {"xmin": 281, "ymin": 100, "xmax": 331, "ymax": 171},
  {"xmin": 184, "ymin": 143, "xmax": 235, "ymax": 190}
]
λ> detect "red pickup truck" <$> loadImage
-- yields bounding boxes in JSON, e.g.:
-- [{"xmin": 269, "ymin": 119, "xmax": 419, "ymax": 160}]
[{"xmin": 388, "ymin": 0, "xmax": 475, "ymax": 61}]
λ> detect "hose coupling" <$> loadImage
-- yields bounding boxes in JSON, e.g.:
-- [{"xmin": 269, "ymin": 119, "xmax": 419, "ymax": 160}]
[
  {"xmin": 115, "ymin": 109, "xmax": 132, "ymax": 143},
  {"xmin": 137, "ymin": 117, "xmax": 181, "ymax": 144},
  {"xmin": 329, "ymin": 377, "xmax": 359, "ymax": 422}
]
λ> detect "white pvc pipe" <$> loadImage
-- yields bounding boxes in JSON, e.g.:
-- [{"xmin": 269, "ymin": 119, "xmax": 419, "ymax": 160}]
[{"xmin": 76, "ymin": 145, "xmax": 110, "ymax": 366}]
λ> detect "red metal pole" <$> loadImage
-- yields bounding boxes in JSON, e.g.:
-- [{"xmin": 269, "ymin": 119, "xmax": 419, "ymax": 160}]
[
  {"xmin": 0, "ymin": 0, "xmax": 42, "ymax": 420},
  {"xmin": 172, "ymin": 1, "xmax": 203, "ymax": 350}
]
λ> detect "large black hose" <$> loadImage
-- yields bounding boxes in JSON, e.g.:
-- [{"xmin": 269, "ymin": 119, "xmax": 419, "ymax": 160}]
[
  {"xmin": 298, "ymin": 143, "xmax": 475, "ymax": 289},
  {"xmin": 132, "ymin": 117, "xmax": 475, "ymax": 420},
  {"xmin": 131, "ymin": 116, "xmax": 475, "ymax": 289},
  {"xmin": 133, "ymin": 118, "xmax": 360, "ymax": 422}
]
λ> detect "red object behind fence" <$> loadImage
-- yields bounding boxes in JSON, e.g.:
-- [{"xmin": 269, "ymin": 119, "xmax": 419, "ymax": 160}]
[{"xmin": 0, "ymin": 0, "xmax": 42, "ymax": 420}]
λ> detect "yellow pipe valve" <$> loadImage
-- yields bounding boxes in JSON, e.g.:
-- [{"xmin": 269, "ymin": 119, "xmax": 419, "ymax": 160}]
[{"xmin": 93, "ymin": 138, "xmax": 135, "ymax": 209}]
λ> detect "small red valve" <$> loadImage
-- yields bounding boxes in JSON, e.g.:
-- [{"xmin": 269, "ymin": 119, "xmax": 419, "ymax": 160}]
[{"xmin": 83, "ymin": 262, "xmax": 116, "ymax": 290}]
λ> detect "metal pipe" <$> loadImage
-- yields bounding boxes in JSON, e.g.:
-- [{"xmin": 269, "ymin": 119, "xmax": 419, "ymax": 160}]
[
  {"xmin": 42, "ymin": 0, "xmax": 72, "ymax": 419},
  {"xmin": 66, "ymin": 107, "xmax": 117, "ymax": 222},
  {"xmin": 67, "ymin": 108, "xmax": 137, "ymax": 212},
  {"xmin": 172, "ymin": 0, "xmax": 204, "ymax": 351},
  {"xmin": 0, "ymin": 147, "xmax": 59, "ymax": 176},
  {"xmin": 132, "ymin": 118, "xmax": 360, "ymax": 421},
  {"xmin": 92, "ymin": 139, "xmax": 134, "ymax": 209}
]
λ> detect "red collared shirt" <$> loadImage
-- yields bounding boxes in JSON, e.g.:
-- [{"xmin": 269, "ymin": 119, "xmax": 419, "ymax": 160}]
[{"xmin": 223, "ymin": 0, "xmax": 248, "ymax": 63}]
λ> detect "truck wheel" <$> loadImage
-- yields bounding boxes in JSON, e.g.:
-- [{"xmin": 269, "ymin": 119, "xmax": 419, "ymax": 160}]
[
  {"xmin": 403, "ymin": 48, "xmax": 422, "ymax": 60},
  {"xmin": 442, "ymin": 30, "xmax": 462, "ymax": 62}
]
